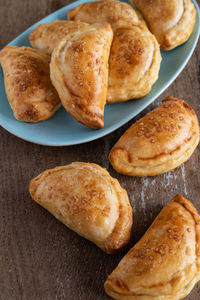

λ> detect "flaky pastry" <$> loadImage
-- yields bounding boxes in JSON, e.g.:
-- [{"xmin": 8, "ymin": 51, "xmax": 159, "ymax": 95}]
[
  {"xmin": 107, "ymin": 22, "xmax": 161, "ymax": 103},
  {"xmin": 68, "ymin": 0, "xmax": 161, "ymax": 103},
  {"xmin": 0, "ymin": 46, "xmax": 60, "ymax": 122},
  {"xmin": 130, "ymin": 0, "xmax": 197, "ymax": 50},
  {"xmin": 109, "ymin": 97, "xmax": 199, "ymax": 176},
  {"xmin": 67, "ymin": 0, "xmax": 145, "ymax": 27},
  {"xmin": 50, "ymin": 23, "xmax": 113, "ymax": 129},
  {"xmin": 29, "ymin": 20, "xmax": 88, "ymax": 55},
  {"xmin": 29, "ymin": 162, "xmax": 133, "ymax": 254},
  {"xmin": 105, "ymin": 194, "xmax": 200, "ymax": 300}
]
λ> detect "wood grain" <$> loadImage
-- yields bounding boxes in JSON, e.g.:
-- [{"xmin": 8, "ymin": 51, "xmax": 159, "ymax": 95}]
[{"xmin": 0, "ymin": 1, "xmax": 200, "ymax": 299}]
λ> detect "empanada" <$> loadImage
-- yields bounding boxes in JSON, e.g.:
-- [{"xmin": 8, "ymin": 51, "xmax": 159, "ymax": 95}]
[
  {"xmin": 109, "ymin": 97, "xmax": 199, "ymax": 176},
  {"xmin": 50, "ymin": 23, "xmax": 113, "ymax": 129},
  {"xmin": 105, "ymin": 194, "xmax": 200, "ymax": 300},
  {"xmin": 67, "ymin": 0, "xmax": 145, "ymax": 27},
  {"xmin": 29, "ymin": 20, "xmax": 88, "ymax": 55},
  {"xmin": 107, "ymin": 23, "xmax": 161, "ymax": 103},
  {"xmin": 130, "ymin": 0, "xmax": 197, "ymax": 50},
  {"xmin": 29, "ymin": 162, "xmax": 133, "ymax": 254},
  {"xmin": 0, "ymin": 46, "xmax": 60, "ymax": 123},
  {"xmin": 68, "ymin": 0, "xmax": 161, "ymax": 103}
]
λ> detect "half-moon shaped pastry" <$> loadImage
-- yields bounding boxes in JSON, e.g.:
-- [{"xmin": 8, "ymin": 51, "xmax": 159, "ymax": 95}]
[
  {"xmin": 107, "ymin": 22, "xmax": 161, "ymax": 103},
  {"xmin": 50, "ymin": 23, "xmax": 113, "ymax": 129},
  {"xmin": 29, "ymin": 162, "xmax": 133, "ymax": 254},
  {"xmin": 105, "ymin": 194, "xmax": 200, "ymax": 300},
  {"xmin": 109, "ymin": 97, "xmax": 199, "ymax": 176},
  {"xmin": 29, "ymin": 20, "xmax": 88, "ymax": 55},
  {"xmin": 0, "ymin": 46, "xmax": 60, "ymax": 123},
  {"xmin": 67, "ymin": 0, "xmax": 146, "ymax": 28},
  {"xmin": 130, "ymin": 0, "xmax": 197, "ymax": 50},
  {"xmin": 68, "ymin": 0, "xmax": 161, "ymax": 103}
]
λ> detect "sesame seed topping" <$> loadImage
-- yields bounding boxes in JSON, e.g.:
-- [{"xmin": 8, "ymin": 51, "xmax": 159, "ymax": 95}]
[{"xmin": 151, "ymin": 139, "xmax": 156, "ymax": 143}]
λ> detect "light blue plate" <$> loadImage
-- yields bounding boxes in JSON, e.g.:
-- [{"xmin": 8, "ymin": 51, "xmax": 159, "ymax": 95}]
[{"xmin": 0, "ymin": 0, "xmax": 199, "ymax": 146}]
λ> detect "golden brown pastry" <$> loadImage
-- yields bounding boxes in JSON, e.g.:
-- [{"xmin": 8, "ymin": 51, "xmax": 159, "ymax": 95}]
[
  {"xmin": 29, "ymin": 162, "xmax": 133, "ymax": 254},
  {"xmin": 109, "ymin": 97, "xmax": 199, "ymax": 176},
  {"xmin": 29, "ymin": 20, "xmax": 88, "ymax": 55},
  {"xmin": 50, "ymin": 23, "xmax": 113, "ymax": 129},
  {"xmin": 0, "ymin": 46, "xmax": 60, "ymax": 122},
  {"xmin": 107, "ymin": 22, "xmax": 161, "ymax": 103},
  {"xmin": 67, "ymin": 0, "xmax": 146, "ymax": 27},
  {"xmin": 105, "ymin": 194, "xmax": 200, "ymax": 300},
  {"xmin": 130, "ymin": 0, "xmax": 197, "ymax": 50},
  {"xmin": 68, "ymin": 0, "xmax": 161, "ymax": 103}
]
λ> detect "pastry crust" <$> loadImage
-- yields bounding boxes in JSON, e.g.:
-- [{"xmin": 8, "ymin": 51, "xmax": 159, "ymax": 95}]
[
  {"xmin": 130, "ymin": 0, "xmax": 197, "ymax": 50},
  {"xmin": 67, "ymin": 0, "xmax": 146, "ymax": 27},
  {"xmin": 107, "ymin": 23, "xmax": 161, "ymax": 103},
  {"xmin": 109, "ymin": 97, "xmax": 199, "ymax": 176},
  {"xmin": 29, "ymin": 162, "xmax": 133, "ymax": 254},
  {"xmin": 105, "ymin": 194, "xmax": 200, "ymax": 299},
  {"xmin": 50, "ymin": 23, "xmax": 113, "ymax": 129},
  {"xmin": 0, "ymin": 46, "xmax": 60, "ymax": 123},
  {"xmin": 29, "ymin": 20, "xmax": 88, "ymax": 55},
  {"xmin": 68, "ymin": 0, "xmax": 161, "ymax": 103}
]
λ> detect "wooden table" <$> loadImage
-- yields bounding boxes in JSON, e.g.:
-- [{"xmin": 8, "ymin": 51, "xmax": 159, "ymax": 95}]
[{"xmin": 0, "ymin": 1, "xmax": 200, "ymax": 299}]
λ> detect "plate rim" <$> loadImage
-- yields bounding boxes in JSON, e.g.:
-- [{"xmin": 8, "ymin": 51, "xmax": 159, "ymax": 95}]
[{"xmin": 0, "ymin": 0, "xmax": 200, "ymax": 147}]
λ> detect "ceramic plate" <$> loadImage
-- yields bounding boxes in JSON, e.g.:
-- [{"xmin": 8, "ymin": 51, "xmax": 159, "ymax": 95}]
[{"xmin": 0, "ymin": 0, "xmax": 199, "ymax": 146}]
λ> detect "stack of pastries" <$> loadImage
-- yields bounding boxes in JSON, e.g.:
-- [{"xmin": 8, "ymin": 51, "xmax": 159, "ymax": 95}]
[
  {"xmin": 1, "ymin": 0, "xmax": 199, "ymax": 299},
  {"xmin": 1, "ymin": 0, "xmax": 196, "ymax": 129}
]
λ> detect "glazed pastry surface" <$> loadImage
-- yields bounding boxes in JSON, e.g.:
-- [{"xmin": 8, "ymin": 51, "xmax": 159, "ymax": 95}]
[
  {"xmin": 29, "ymin": 20, "xmax": 88, "ymax": 55},
  {"xmin": 29, "ymin": 162, "xmax": 133, "ymax": 254},
  {"xmin": 109, "ymin": 97, "xmax": 199, "ymax": 176},
  {"xmin": 67, "ymin": 0, "xmax": 145, "ymax": 27},
  {"xmin": 107, "ymin": 23, "xmax": 161, "ymax": 103},
  {"xmin": 0, "ymin": 46, "xmax": 60, "ymax": 122},
  {"xmin": 68, "ymin": 0, "xmax": 161, "ymax": 103},
  {"xmin": 130, "ymin": 0, "xmax": 197, "ymax": 50},
  {"xmin": 50, "ymin": 23, "xmax": 113, "ymax": 129},
  {"xmin": 105, "ymin": 194, "xmax": 200, "ymax": 299}
]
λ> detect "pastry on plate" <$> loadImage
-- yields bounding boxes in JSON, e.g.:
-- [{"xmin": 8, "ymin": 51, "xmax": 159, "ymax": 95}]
[
  {"xmin": 29, "ymin": 162, "xmax": 133, "ymax": 254},
  {"xmin": 107, "ymin": 22, "xmax": 161, "ymax": 103},
  {"xmin": 105, "ymin": 194, "xmax": 200, "ymax": 300},
  {"xmin": 0, "ymin": 46, "xmax": 60, "ymax": 123},
  {"xmin": 67, "ymin": 0, "xmax": 146, "ymax": 28},
  {"xmin": 29, "ymin": 20, "xmax": 88, "ymax": 55},
  {"xmin": 130, "ymin": 0, "xmax": 197, "ymax": 50},
  {"xmin": 109, "ymin": 97, "xmax": 199, "ymax": 176},
  {"xmin": 68, "ymin": 0, "xmax": 161, "ymax": 103},
  {"xmin": 50, "ymin": 23, "xmax": 113, "ymax": 129}
]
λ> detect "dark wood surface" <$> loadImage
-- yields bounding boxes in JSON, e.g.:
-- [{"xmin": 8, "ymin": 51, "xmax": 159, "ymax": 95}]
[{"xmin": 0, "ymin": 1, "xmax": 200, "ymax": 299}]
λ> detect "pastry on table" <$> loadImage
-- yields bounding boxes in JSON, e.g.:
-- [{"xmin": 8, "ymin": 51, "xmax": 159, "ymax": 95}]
[
  {"xmin": 109, "ymin": 97, "xmax": 199, "ymax": 176},
  {"xmin": 29, "ymin": 162, "xmax": 133, "ymax": 254},
  {"xmin": 130, "ymin": 0, "xmax": 197, "ymax": 50},
  {"xmin": 50, "ymin": 23, "xmax": 113, "ymax": 129},
  {"xmin": 68, "ymin": 0, "xmax": 161, "ymax": 103},
  {"xmin": 0, "ymin": 46, "xmax": 60, "ymax": 123},
  {"xmin": 29, "ymin": 20, "xmax": 88, "ymax": 55},
  {"xmin": 67, "ymin": 0, "xmax": 146, "ymax": 28},
  {"xmin": 107, "ymin": 22, "xmax": 161, "ymax": 103},
  {"xmin": 105, "ymin": 193, "xmax": 200, "ymax": 300}
]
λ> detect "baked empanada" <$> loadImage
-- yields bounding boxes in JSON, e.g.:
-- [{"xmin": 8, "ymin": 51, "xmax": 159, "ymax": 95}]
[
  {"xmin": 130, "ymin": 0, "xmax": 197, "ymax": 50},
  {"xmin": 68, "ymin": 0, "xmax": 161, "ymax": 103},
  {"xmin": 29, "ymin": 162, "xmax": 133, "ymax": 254},
  {"xmin": 50, "ymin": 23, "xmax": 113, "ymax": 129},
  {"xmin": 105, "ymin": 194, "xmax": 200, "ymax": 300},
  {"xmin": 0, "ymin": 46, "xmax": 60, "ymax": 123},
  {"xmin": 29, "ymin": 20, "xmax": 88, "ymax": 55},
  {"xmin": 109, "ymin": 97, "xmax": 199, "ymax": 176},
  {"xmin": 107, "ymin": 23, "xmax": 161, "ymax": 103},
  {"xmin": 67, "ymin": 0, "xmax": 145, "ymax": 27}
]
